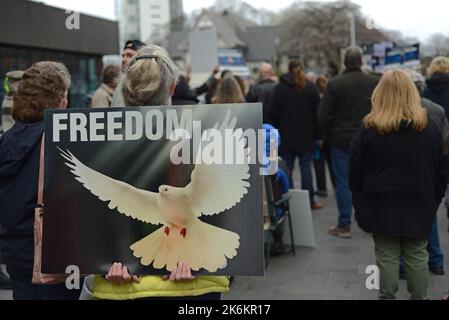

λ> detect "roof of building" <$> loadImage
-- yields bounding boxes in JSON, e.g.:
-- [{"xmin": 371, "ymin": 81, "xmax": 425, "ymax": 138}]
[
  {"xmin": 195, "ymin": 10, "xmax": 247, "ymax": 48},
  {"xmin": 166, "ymin": 9, "xmax": 278, "ymax": 62},
  {"xmin": 0, "ymin": 0, "xmax": 119, "ymax": 55}
]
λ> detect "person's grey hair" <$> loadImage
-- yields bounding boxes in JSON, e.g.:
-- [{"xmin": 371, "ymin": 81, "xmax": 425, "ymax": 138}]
[
  {"xmin": 344, "ymin": 46, "xmax": 363, "ymax": 69},
  {"xmin": 403, "ymin": 68, "xmax": 426, "ymax": 95},
  {"xmin": 123, "ymin": 45, "xmax": 178, "ymax": 106}
]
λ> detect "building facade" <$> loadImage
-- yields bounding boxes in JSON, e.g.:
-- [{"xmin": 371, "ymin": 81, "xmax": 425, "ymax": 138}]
[
  {"xmin": 0, "ymin": 0, "xmax": 119, "ymax": 108},
  {"xmin": 117, "ymin": 0, "xmax": 183, "ymax": 47}
]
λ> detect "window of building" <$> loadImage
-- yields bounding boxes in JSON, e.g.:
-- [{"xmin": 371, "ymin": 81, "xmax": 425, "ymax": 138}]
[{"xmin": 0, "ymin": 45, "xmax": 102, "ymax": 108}]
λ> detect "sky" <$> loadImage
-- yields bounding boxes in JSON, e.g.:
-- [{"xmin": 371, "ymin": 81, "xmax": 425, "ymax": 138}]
[{"xmin": 33, "ymin": 0, "xmax": 449, "ymax": 41}]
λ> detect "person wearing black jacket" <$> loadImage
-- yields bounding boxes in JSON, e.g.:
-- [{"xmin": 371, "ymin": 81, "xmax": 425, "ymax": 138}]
[
  {"xmin": 268, "ymin": 59, "xmax": 323, "ymax": 209},
  {"xmin": 349, "ymin": 69, "xmax": 448, "ymax": 300},
  {"xmin": 172, "ymin": 65, "xmax": 219, "ymax": 106},
  {"xmin": 424, "ymin": 57, "xmax": 449, "ymax": 120},
  {"xmin": 423, "ymin": 56, "xmax": 449, "ymax": 234},
  {"xmin": 318, "ymin": 46, "xmax": 379, "ymax": 238},
  {"xmin": 404, "ymin": 69, "xmax": 448, "ymax": 276},
  {"xmin": 246, "ymin": 63, "xmax": 277, "ymax": 122},
  {"xmin": 0, "ymin": 62, "xmax": 80, "ymax": 300}
]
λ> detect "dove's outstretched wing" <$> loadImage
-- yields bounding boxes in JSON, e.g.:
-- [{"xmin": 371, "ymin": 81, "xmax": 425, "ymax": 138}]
[
  {"xmin": 185, "ymin": 111, "xmax": 251, "ymax": 217},
  {"xmin": 59, "ymin": 149, "xmax": 165, "ymax": 225}
]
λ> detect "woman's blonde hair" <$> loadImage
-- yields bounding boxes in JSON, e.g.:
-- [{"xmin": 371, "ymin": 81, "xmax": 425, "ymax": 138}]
[
  {"xmin": 364, "ymin": 69, "xmax": 427, "ymax": 135},
  {"xmin": 213, "ymin": 75, "xmax": 245, "ymax": 104},
  {"xmin": 428, "ymin": 56, "xmax": 449, "ymax": 77},
  {"xmin": 123, "ymin": 45, "xmax": 178, "ymax": 106}
]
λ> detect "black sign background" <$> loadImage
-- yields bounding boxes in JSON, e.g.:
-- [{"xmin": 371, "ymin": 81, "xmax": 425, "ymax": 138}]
[{"xmin": 42, "ymin": 104, "xmax": 264, "ymax": 276}]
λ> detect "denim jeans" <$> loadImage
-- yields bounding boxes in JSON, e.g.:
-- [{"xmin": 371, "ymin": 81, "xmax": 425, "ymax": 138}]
[
  {"xmin": 445, "ymin": 183, "xmax": 449, "ymax": 208},
  {"xmin": 331, "ymin": 147, "xmax": 352, "ymax": 228},
  {"xmin": 6, "ymin": 265, "xmax": 81, "ymax": 300},
  {"xmin": 282, "ymin": 152, "xmax": 316, "ymax": 205},
  {"xmin": 427, "ymin": 216, "xmax": 444, "ymax": 269}
]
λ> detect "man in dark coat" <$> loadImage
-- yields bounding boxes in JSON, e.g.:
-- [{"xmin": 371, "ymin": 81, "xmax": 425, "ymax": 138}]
[
  {"xmin": 246, "ymin": 63, "xmax": 277, "ymax": 123},
  {"xmin": 268, "ymin": 60, "xmax": 322, "ymax": 209},
  {"xmin": 318, "ymin": 46, "xmax": 379, "ymax": 238}
]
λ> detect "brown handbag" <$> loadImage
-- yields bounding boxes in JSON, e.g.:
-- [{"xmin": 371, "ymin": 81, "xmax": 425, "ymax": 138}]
[{"xmin": 32, "ymin": 135, "xmax": 67, "ymax": 285}]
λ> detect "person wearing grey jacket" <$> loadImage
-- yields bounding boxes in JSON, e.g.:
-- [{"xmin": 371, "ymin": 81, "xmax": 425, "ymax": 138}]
[{"xmin": 422, "ymin": 97, "xmax": 449, "ymax": 138}]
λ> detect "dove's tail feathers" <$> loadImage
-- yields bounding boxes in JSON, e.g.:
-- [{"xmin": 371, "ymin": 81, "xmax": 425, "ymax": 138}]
[
  {"xmin": 179, "ymin": 220, "xmax": 240, "ymax": 273},
  {"xmin": 130, "ymin": 220, "xmax": 240, "ymax": 273}
]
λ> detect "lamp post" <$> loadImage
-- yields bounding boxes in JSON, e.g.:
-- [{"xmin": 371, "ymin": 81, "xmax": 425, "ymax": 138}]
[{"xmin": 348, "ymin": 12, "xmax": 356, "ymax": 46}]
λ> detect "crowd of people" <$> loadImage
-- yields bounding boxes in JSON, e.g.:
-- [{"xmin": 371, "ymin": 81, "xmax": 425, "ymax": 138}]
[{"xmin": 1, "ymin": 37, "xmax": 449, "ymax": 300}]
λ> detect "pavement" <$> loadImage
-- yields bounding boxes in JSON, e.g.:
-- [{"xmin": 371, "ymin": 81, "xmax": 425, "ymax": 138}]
[
  {"xmin": 223, "ymin": 194, "xmax": 449, "ymax": 300},
  {"xmin": 1, "ymin": 180, "xmax": 449, "ymax": 300}
]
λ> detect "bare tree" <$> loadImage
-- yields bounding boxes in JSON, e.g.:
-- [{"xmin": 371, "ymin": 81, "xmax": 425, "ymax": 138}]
[
  {"xmin": 212, "ymin": 0, "xmax": 277, "ymax": 25},
  {"xmin": 424, "ymin": 33, "xmax": 449, "ymax": 57},
  {"xmin": 278, "ymin": 1, "xmax": 388, "ymax": 75}
]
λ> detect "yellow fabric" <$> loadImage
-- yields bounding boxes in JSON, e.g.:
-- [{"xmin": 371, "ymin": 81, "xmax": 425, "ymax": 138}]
[{"xmin": 92, "ymin": 275, "xmax": 230, "ymax": 300}]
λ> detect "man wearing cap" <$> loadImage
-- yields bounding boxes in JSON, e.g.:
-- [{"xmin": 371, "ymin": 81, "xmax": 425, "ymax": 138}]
[
  {"xmin": 111, "ymin": 40, "xmax": 146, "ymax": 107},
  {"xmin": 121, "ymin": 40, "xmax": 146, "ymax": 73},
  {"xmin": 1, "ymin": 70, "xmax": 24, "ymax": 133}
]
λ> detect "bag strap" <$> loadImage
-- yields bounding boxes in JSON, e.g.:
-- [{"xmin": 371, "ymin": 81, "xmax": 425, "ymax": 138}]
[{"xmin": 37, "ymin": 135, "xmax": 45, "ymax": 206}]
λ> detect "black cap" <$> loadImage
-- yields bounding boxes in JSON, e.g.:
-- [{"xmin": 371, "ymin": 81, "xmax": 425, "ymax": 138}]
[{"xmin": 124, "ymin": 40, "xmax": 146, "ymax": 52}]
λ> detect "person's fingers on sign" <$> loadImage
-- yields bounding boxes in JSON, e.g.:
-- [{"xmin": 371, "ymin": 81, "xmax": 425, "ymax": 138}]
[
  {"xmin": 106, "ymin": 263, "xmax": 140, "ymax": 284},
  {"xmin": 160, "ymin": 262, "xmax": 195, "ymax": 282}
]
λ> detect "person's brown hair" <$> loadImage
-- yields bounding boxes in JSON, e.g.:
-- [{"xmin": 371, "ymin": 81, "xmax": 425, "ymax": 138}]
[
  {"xmin": 288, "ymin": 59, "xmax": 307, "ymax": 92},
  {"xmin": 233, "ymin": 75, "xmax": 246, "ymax": 97},
  {"xmin": 316, "ymin": 75, "xmax": 328, "ymax": 95},
  {"xmin": 13, "ymin": 62, "xmax": 71, "ymax": 123},
  {"xmin": 213, "ymin": 75, "xmax": 245, "ymax": 104},
  {"xmin": 102, "ymin": 64, "xmax": 121, "ymax": 89}
]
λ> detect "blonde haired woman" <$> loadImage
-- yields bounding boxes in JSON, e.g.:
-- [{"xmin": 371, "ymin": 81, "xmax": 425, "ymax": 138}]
[
  {"xmin": 349, "ymin": 69, "xmax": 448, "ymax": 300},
  {"xmin": 424, "ymin": 56, "xmax": 449, "ymax": 237},
  {"xmin": 424, "ymin": 56, "xmax": 449, "ymax": 119},
  {"xmin": 91, "ymin": 46, "xmax": 229, "ymax": 300}
]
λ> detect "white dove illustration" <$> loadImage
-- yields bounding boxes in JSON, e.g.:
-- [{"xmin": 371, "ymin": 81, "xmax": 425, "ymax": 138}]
[{"xmin": 59, "ymin": 112, "xmax": 250, "ymax": 273}]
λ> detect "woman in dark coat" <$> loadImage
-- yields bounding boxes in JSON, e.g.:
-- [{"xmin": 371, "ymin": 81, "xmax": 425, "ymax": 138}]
[
  {"xmin": 268, "ymin": 59, "xmax": 322, "ymax": 209},
  {"xmin": 424, "ymin": 56, "xmax": 449, "ymax": 119},
  {"xmin": 349, "ymin": 69, "xmax": 448, "ymax": 300},
  {"xmin": 423, "ymin": 56, "xmax": 449, "ymax": 235},
  {"xmin": 0, "ymin": 62, "xmax": 81, "ymax": 300}
]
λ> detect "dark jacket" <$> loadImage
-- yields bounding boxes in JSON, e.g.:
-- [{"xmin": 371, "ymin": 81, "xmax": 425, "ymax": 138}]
[
  {"xmin": 349, "ymin": 119, "xmax": 448, "ymax": 238},
  {"xmin": 172, "ymin": 75, "xmax": 210, "ymax": 106},
  {"xmin": 424, "ymin": 72, "xmax": 449, "ymax": 121},
  {"xmin": 246, "ymin": 79, "xmax": 276, "ymax": 123},
  {"xmin": 0, "ymin": 121, "xmax": 44, "ymax": 269},
  {"xmin": 318, "ymin": 67, "xmax": 379, "ymax": 148},
  {"xmin": 268, "ymin": 73, "xmax": 320, "ymax": 154}
]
